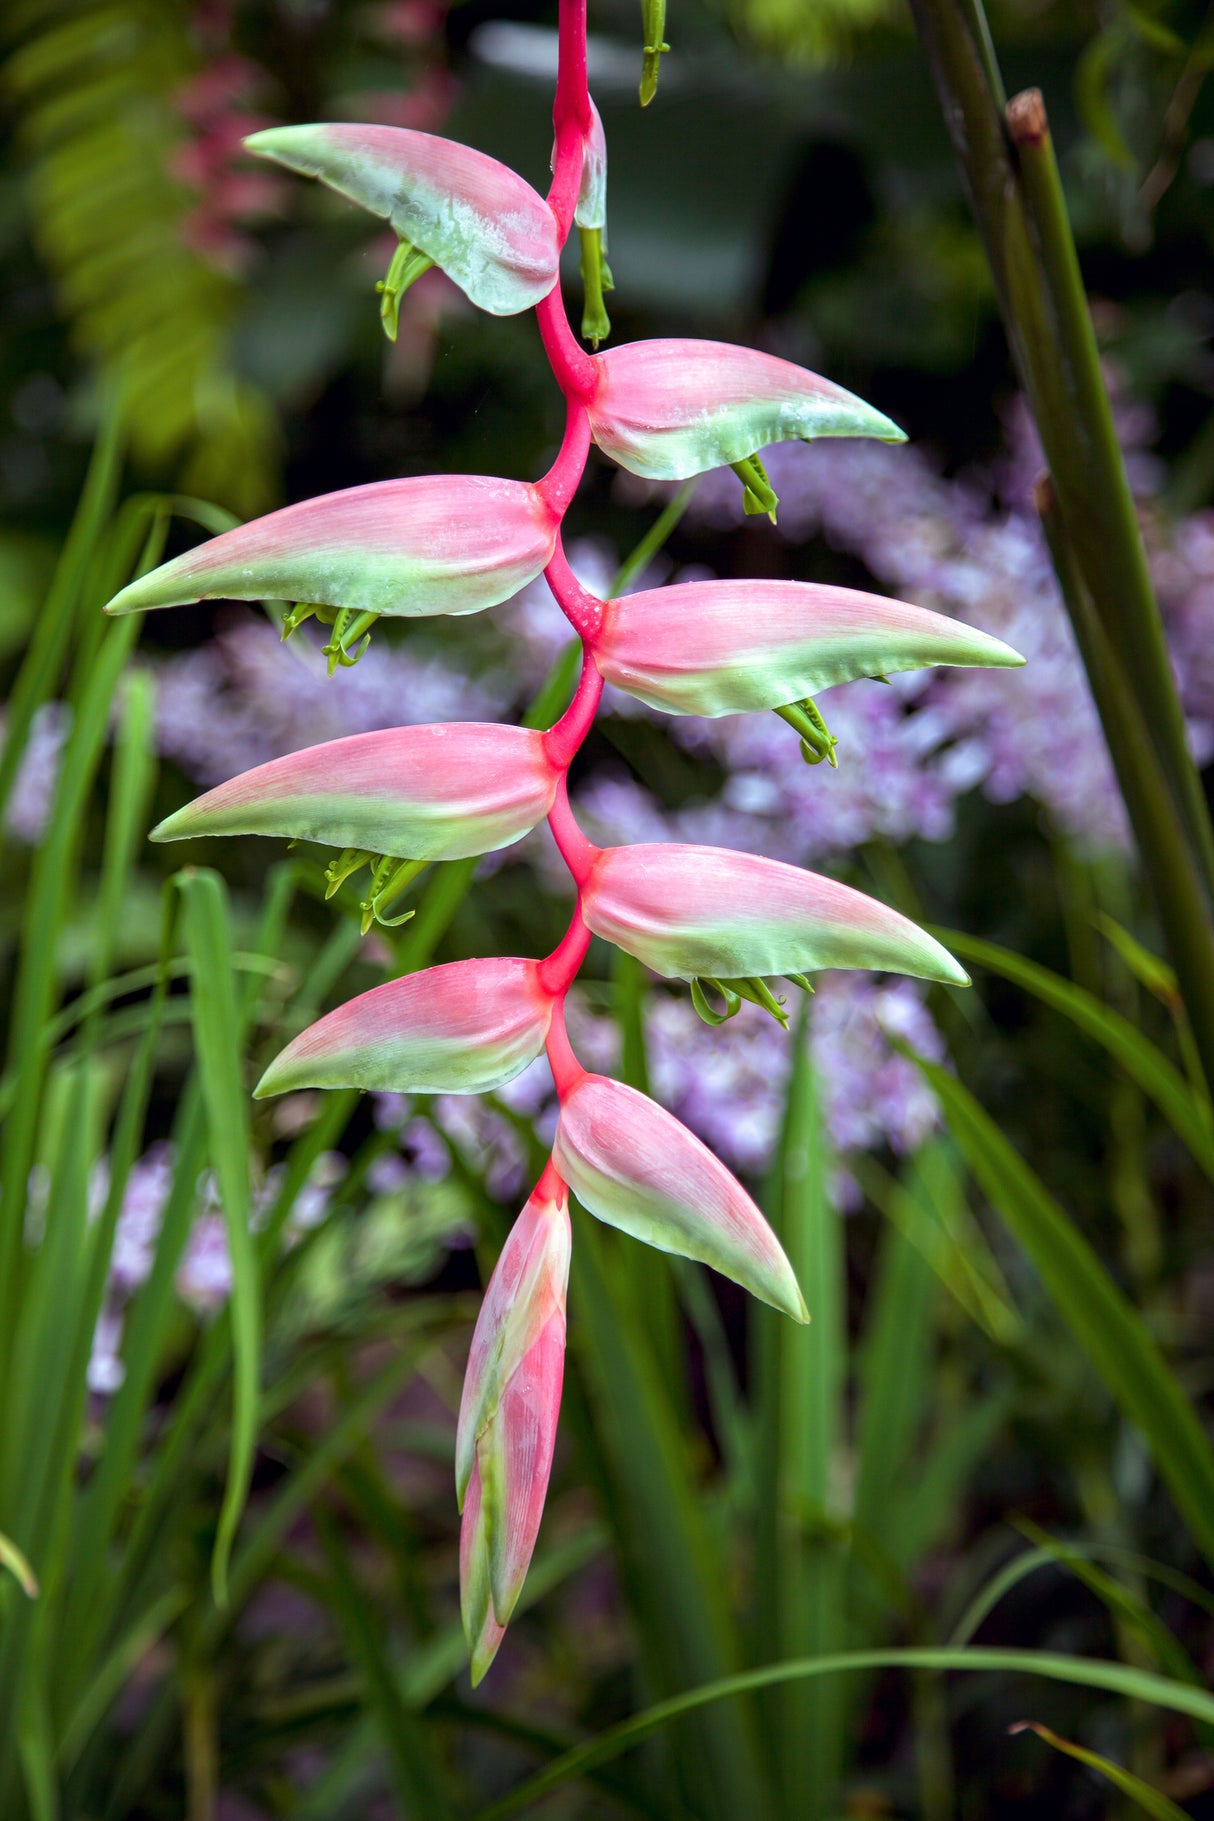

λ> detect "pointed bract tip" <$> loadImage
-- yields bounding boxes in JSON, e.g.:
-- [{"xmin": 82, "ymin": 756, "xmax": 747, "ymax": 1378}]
[
  {"xmin": 469, "ymin": 1630, "xmax": 502, "ymax": 1687},
  {"xmin": 149, "ymin": 807, "xmax": 189, "ymax": 844},
  {"xmin": 243, "ymin": 125, "xmax": 307, "ymax": 164}
]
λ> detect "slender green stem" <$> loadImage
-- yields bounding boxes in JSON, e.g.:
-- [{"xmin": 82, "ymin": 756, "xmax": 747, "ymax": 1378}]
[
  {"xmin": 1037, "ymin": 479, "xmax": 1214, "ymax": 1097},
  {"xmin": 907, "ymin": 0, "xmax": 1214, "ymax": 1076}
]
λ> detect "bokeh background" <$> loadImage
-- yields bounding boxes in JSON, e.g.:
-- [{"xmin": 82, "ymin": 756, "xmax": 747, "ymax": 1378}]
[{"xmin": 3, "ymin": 0, "xmax": 1214, "ymax": 1815}]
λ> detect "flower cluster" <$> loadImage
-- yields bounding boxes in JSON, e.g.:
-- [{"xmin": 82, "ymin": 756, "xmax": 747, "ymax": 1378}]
[{"xmin": 105, "ymin": 0, "xmax": 1021, "ymax": 1679}]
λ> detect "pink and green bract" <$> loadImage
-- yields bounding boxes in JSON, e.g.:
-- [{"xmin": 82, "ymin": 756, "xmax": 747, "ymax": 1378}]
[
  {"xmin": 151, "ymin": 723, "xmax": 559, "ymax": 860},
  {"xmin": 108, "ymin": 0, "xmax": 1023, "ymax": 1683}
]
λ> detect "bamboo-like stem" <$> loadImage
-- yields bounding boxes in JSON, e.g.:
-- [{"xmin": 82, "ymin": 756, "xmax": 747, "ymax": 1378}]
[
  {"xmin": 908, "ymin": 0, "xmax": 1214, "ymax": 1086},
  {"xmin": 1037, "ymin": 477, "xmax": 1214, "ymax": 1097}
]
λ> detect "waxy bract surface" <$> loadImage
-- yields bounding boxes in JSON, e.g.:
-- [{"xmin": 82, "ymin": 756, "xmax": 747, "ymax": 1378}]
[
  {"xmin": 255, "ymin": 957, "xmax": 554, "ymax": 1097},
  {"xmin": 587, "ymin": 339, "xmax": 904, "ymax": 480},
  {"xmin": 105, "ymin": 475, "xmax": 557, "ymax": 620},
  {"xmin": 593, "ymin": 578, "xmax": 1026, "ymax": 716},
  {"xmin": 246, "ymin": 124, "xmax": 562, "ymax": 316},
  {"xmin": 582, "ymin": 843, "xmax": 969, "ymax": 985},
  {"xmin": 151, "ymin": 724, "xmax": 559, "ymax": 861},
  {"xmin": 554, "ymin": 1073, "xmax": 807, "ymax": 1320},
  {"xmin": 456, "ymin": 1183, "xmax": 569, "ymax": 1637}
]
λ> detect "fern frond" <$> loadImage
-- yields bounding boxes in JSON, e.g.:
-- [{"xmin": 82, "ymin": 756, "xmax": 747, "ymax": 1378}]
[{"xmin": 2, "ymin": 0, "xmax": 278, "ymax": 514}]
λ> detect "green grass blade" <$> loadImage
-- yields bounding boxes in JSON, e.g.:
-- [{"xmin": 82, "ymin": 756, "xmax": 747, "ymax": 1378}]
[
  {"xmin": 315, "ymin": 1510, "xmax": 453, "ymax": 1820},
  {"xmin": 752, "ymin": 1014, "xmax": 844, "ymax": 1819},
  {"xmin": 0, "ymin": 1533, "xmax": 37, "ymax": 1599},
  {"xmin": 570, "ymin": 1218, "xmax": 767, "ymax": 1821},
  {"xmin": 936, "ymin": 929, "xmax": 1214, "ymax": 1175},
  {"xmin": 1012, "ymin": 1517, "xmax": 1211, "ymax": 1737},
  {"xmin": 855, "ymin": 1148, "xmax": 1021, "ymax": 1345},
  {"xmin": 1008, "ymin": 1721, "xmax": 1190, "ymax": 1821},
  {"xmin": 177, "ymin": 868, "xmax": 260, "ymax": 1608},
  {"xmin": 86, "ymin": 668, "xmax": 157, "ymax": 1003},
  {"xmin": 474, "ymin": 1647, "xmax": 1214, "ymax": 1819},
  {"xmin": 910, "ymin": 1051, "xmax": 1214, "ymax": 1571},
  {"xmin": 0, "ymin": 407, "xmax": 122, "ymax": 832},
  {"xmin": 853, "ymin": 1216, "xmax": 935, "ymax": 1570},
  {"xmin": 0, "ymin": 614, "xmax": 138, "ymax": 1387}
]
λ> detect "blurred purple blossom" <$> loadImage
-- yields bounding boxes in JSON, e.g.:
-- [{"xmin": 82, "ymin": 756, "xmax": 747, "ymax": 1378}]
[
  {"xmin": 3, "ymin": 701, "xmax": 71, "ymax": 844},
  {"xmin": 150, "ymin": 615, "xmax": 508, "ymax": 788}
]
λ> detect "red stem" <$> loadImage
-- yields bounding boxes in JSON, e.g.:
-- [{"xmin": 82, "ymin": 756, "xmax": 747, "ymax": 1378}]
[
  {"xmin": 543, "ymin": 533, "xmax": 604, "ymax": 640},
  {"xmin": 539, "ymin": 905, "xmax": 593, "ymax": 998},
  {"xmin": 544, "ymin": 989, "xmax": 589, "ymax": 1097},
  {"xmin": 517, "ymin": 0, "xmax": 606, "ymax": 1100},
  {"xmin": 538, "ymin": 400, "xmax": 592, "ymax": 517},
  {"xmin": 536, "ymin": 287, "xmax": 597, "ymax": 401},
  {"xmin": 546, "ymin": 772, "xmax": 598, "ymax": 888},
  {"xmin": 544, "ymin": 645, "xmax": 604, "ymax": 767}
]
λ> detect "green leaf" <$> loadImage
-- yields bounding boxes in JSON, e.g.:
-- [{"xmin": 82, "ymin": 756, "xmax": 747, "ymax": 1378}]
[
  {"xmin": 0, "ymin": 1533, "xmax": 37, "ymax": 1599},
  {"xmin": 751, "ymin": 1015, "xmax": 845, "ymax": 1819},
  {"xmin": 473, "ymin": 1647, "xmax": 1214, "ymax": 1819},
  {"xmin": 177, "ymin": 867, "xmax": 260, "ymax": 1607},
  {"xmin": 935, "ymin": 928, "xmax": 1214, "ymax": 1178},
  {"xmin": 909, "ymin": 1051, "xmax": 1214, "ymax": 1572},
  {"xmin": 1008, "ymin": 1721, "xmax": 1190, "ymax": 1821},
  {"xmin": 315, "ymin": 1510, "xmax": 453, "ymax": 1820}
]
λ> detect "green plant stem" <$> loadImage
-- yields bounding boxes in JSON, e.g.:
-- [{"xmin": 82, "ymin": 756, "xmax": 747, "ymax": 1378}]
[
  {"xmin": 907, "ymin": 0, "xmax": 1214, "ymax": 1068},
  {"xmin": 1035, "ymin": 481, "xmax": 1214, "ymax": 1099}
]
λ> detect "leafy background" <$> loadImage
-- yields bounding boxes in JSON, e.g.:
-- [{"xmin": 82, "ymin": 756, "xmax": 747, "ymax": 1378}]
[{"xmin": 3, "ymin": 0, "xmax": 1214, "ymax": 1816}]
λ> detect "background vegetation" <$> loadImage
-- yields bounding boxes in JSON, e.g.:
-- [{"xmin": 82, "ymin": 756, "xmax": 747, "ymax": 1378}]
[{"xmin": 3, "ymin": 0, "xmax": 1214, "ymax": 1815}]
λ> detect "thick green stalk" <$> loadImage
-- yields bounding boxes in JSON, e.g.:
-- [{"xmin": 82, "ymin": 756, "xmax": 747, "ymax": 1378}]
[
  {"xmin": 1036, "ymin": 478, "xmax": 1214, "ymax": 1102},
  {"xmin": 907, "ymin": 0, "xmax": 1214, "ymax": 1075}
]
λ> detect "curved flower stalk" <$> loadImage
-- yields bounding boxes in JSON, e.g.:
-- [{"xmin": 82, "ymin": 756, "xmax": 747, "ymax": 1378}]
[{"xmin": 109, "ymin": 0, "xmax": 1022, "ymax": 1682}]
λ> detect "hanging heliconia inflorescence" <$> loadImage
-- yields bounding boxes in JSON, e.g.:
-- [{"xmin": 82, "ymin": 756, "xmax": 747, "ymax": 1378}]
[{"xmin": 107, "ymin": 0, "xmax": 1024, "ymax": 1681}]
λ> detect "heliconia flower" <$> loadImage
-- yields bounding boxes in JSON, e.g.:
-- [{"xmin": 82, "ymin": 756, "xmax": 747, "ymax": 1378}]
[
  {"xmin": 103, "ymin": 475, "xmax": 557, "ymax": 621},
  {"xmin": 553, "ymin": 1072, "xmax": 807, "ymax": 1320},
  {"xmin": 244, "ymin": 125, "xmax": 562, "ymax": 316},
  {"xmin": 254, "ymin": 957, "xmax": 555, "ymax": 1098},
  {"xmin": 580, "ymin": 843, "xmax": 968, "ymax": 986},
  {"xmin": 591, "ymin": 577, "xmax": 1025, "ymax": 717},
  {"xmin": 586, "ymin": 339, "xmax": 903, "ymax": 483},
  {"xmin": 457, "ymin": 1175, "xmax": 570, "ymax": 1681},
  {"xmin": 150, "ymin": 723, "xmax": 560, "ymax": 861}
]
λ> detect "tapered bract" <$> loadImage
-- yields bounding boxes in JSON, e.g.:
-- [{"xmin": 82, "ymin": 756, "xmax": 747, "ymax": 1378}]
[
  {"xmin": 246, "ymin": 124, "xmax": 562, "ymax": 315},
  {"xmin": 255, "ymin": 957, "xmax": 555, "ymax": 1097},
  {"xmin": 587, "ymin": 339, "xmax": 903, "ymax": 481},
  {"xmin": 152, "ymin": 724, "xmax": 559, "ymax": 860},
  {"xmin": 457, "ymin": 1179, "xmax": 569, "ymax": 1632},
  {"xmin": 554, "ymin": 1072, "xmax": 808, "ymax": 1319},
  {"xmin": 581, "ymin": 844, "xmax": 968, "ymax": 985},
  {"xmin": 104, "ymin": 476, "xmax": 557, "ymax": 620},
  {"xmin": 593, "ymin": 578, "xmax": 1025, "ymax": 716}
]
